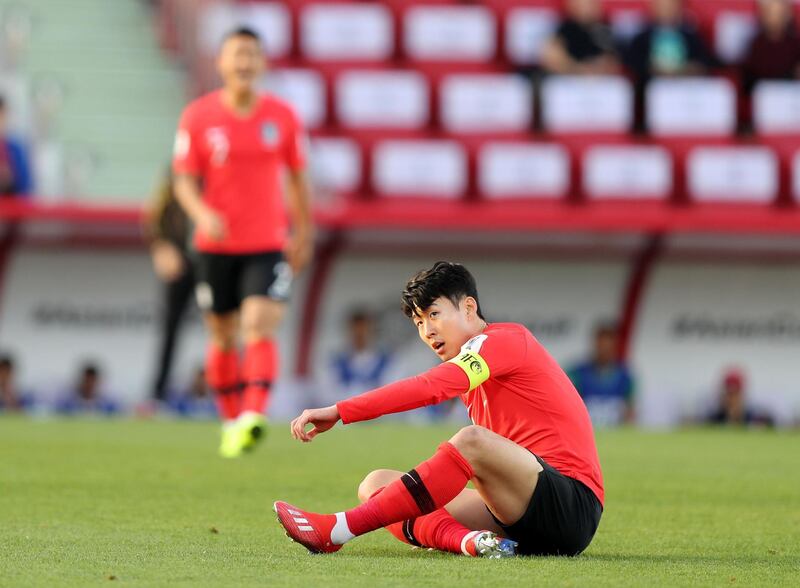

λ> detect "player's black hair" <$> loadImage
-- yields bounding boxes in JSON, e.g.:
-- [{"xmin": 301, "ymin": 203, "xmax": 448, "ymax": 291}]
[
  {"xmin": 401, "ymin": 261, "xmax": 484, "ymax": 320},
  {"xmin": 0, "ymin": 95, "xmax": 6, "ymax": 111},
  {"xmin": 0, "ymin": 354, "xmax": 13, "ymax": 370},
  {"xmin": 222, "ymin": 26, "xmax": 262, "ymax": 45}
]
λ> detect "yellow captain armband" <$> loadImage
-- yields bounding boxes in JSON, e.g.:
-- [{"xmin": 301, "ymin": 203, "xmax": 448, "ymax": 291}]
[{"xmin": 448, "ymin": 348, "xmax": 490, "ymax": 391}]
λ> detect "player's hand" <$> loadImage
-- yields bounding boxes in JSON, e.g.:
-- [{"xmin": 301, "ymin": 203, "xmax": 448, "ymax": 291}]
[
  {"xmin": 196, "ymin": 207, "xmax": 227, "ymax": 241},
  {"xmin": 150, "ymin": 240, "xmax": 185, "ymax": 282},
  {"xmin": 290, "ymin": 405, "xmax": 340, "ymax": 443},
  {"xmin": 284, "ymin": 232, "xmax": 313, "ymax": 274}
]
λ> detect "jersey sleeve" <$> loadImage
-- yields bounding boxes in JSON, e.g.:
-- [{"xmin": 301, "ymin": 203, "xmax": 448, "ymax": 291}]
[
  {"xmin": 336, "ymin": 362, "xmax": 469, "ymax": 424},
  {"xmin": 446, "ymin": 327, "xmax": 527, "ymax": 390},
  {"xmin": 283, "ymin": 107, "xmax": 307, "ymax": 172},
  {"xmin": 172, "ymin": 105, "xmax": 202, "ymax": 176}
]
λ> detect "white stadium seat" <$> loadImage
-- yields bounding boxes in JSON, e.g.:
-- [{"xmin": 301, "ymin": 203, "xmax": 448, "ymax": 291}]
[
  {"xmin": 336, "ymin": 70, "xmax": 428, "ymax": 129},
  {"xmin": 792, "ymin": 152, "xmax": 800, "ymax": 203},
  {"xmin": 541, "ymin": 75, "xmax": 633, "ymax": 133},
  {"xmin": 687, "ymin": 147, "xmax": 778, "ymax": 203},
  {"xmin": 715, "ymin": 11, "xmax": 757, "ymax": 65},
  {"xmin": 404, "ymin": 6, "xmax": 496, "ymax": 62},
  {"xmin": 260, "ymin": 69, "xmax": 326, "ymax": 129},
  {"xmin": 647, "ymin": 78, "xmax": 737, "ymax": 136},
  {"xmin": 199, "ymin": 2, "xmax": 291, "ymax": 58},
  {"xmin": 505, "ymin": 8, "xmax": 559, "ymax": 65},
  {"xmin": 583, "ymin": 145, "xmax": 672, "ymax": 201},
  {"xmin": 478, "ymin": 143, "xmax": 569, "ymax": 199},
  {"xmin": 440, "ymin": 74, "xmax": 532, "ymax": 133},
  {"xmin": 310, "ymin": 137, "xmax": 362, "ymax": 195},
  {"xmin": 373, "ymin": 140, "xmax": 467, "ymax": 198},
  {"xmin": 300, "ymin": 3, "xmax": 394, "ymax": 61},
  {"xmin": 753, "ymin": 81, "xmax": 800, "ymax": 135}
]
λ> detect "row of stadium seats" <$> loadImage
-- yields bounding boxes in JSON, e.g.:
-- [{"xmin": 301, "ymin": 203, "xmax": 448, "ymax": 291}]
[
  {"xmin": 264, "ymin": 71, "xmax": 800, "ymax": 136},
  {"xmin": 201, "ymin": 1, "xmax": 783, "ymax": 66},
  {"xmin": 309, "ymin": 138, "xmax": 797, "ymax": 204}
]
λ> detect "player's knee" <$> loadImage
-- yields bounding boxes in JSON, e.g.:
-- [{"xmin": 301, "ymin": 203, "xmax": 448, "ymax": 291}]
[
  {"xmin": 357, "ymin": 469, "xmax": 394, "ymax": 503},
  {"xmin": 449, "ymin": 425, "xmax": 489, "ymax": 459}
]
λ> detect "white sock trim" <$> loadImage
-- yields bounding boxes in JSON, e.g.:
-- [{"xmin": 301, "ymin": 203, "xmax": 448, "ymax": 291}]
[
  {"xmin": 461, "ymin": 530, "xmax": 482, "ymax": 556},
  {"xmin": 330, "ymin": 511, "xmax": 355, "ymax": 545}
]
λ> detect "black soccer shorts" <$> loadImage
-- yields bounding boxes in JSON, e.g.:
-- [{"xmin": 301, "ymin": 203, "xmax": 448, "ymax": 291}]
[
  {"xmin": 489, "ymin": 454, "xmax": 602, "ymax": 556},
  {"xmin": 193, "ymin": 250, "xmax": 292, "ymax": 314}
]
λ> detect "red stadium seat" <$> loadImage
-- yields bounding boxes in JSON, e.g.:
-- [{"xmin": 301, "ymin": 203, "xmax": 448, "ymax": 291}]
[
  {"xmin": 309, "ymin": 135, "xmax": 364, "ymax": 197},
  {"xmin": 502, "ymin": 5, "xmax": 560, "ymax": 66},
  {"xmin": 753, "ymin": 81, "xmax": 800, "ymax": 136},
  {"xmin": 403, "ymin": 5, "xmax": 498, "ymax": 63}
]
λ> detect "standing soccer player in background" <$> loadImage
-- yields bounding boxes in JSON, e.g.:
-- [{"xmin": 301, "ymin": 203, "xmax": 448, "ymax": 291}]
[
  {"xmin": 173, "ymin": 27, "xmax": 313, "ymax": 457},
  {"xmin": 276, "ymin": 262, "xmax": 603, "ymax": 558}
]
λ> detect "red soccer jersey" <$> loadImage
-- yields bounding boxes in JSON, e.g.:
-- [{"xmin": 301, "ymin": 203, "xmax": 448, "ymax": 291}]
[
  {"xmin": 173, "ymin": 90, "xmax": 306, "ymax": 253},
  {"xmin": 336, "ymin": 322, "xmax": 605, "ymax": 506}
]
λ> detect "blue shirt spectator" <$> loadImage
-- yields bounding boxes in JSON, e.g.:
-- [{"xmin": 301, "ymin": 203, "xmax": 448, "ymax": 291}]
[
  {"xmin": 55, "ymin": 362, "xmax": 120, "ymax": 416},
  {"xmin": 0, "ymin": 95, "xmax": 31, "ymax": 196},
  {"xmin": 569, "ymin": 322, "xmax": 635, "ymax": 426}
]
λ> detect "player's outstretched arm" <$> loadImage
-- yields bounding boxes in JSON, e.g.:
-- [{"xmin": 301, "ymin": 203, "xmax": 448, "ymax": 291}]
[{"xmin": 290, "ymin": 404, "xmax": 340, "ymax": 443}]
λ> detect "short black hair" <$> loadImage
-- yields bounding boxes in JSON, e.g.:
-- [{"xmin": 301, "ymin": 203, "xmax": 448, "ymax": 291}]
[
  {"xmin": 0, "ymin": 354, "xmax": 13, "ymax": 370},
  {"xmin": 401, "ymin": 261, "xmax": 484, "ymax": 319},
  {"xmin": 223, "ymin": 26, "xmax": 262, "ymax": 45},
  {"xmin": 595, "ymin": 321, "xmax": 619, "ymax": 338}
]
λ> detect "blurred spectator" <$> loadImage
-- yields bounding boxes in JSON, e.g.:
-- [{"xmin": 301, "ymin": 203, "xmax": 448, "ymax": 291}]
[
  {"xmin": 0, "ymin": 95, "xmax": 31, "ymax": 196},
  {"xmin": 625, "ymin": 0, "xmax": 713, "ymax": 82},
  {"xmin": 568, "ymin": 322, "xmax": 635, "ymax": 427},
  {"xmin": 541, "ymin": 0, "xmax": 620, "ymax": 75},
  {"xmin": 707, "ymin": 368, "xmax": 774, "ymax": 427},
  {"xmin": 741, "ymin": 0, "xmax": 800, "ymax": 94},
  {"xmin": 55, "ymin": 362, "xmax": 119, "ymax": 416},
  {"xmin": 144, "ymin": 166, "xmax": 195, "ymax": 407},
  {"xmin": 327, "ymin": 308, "xmax": 393, "ymax": 402},
  {"xmin": 0, "ymin": 353, "xmax": 32, "ymax": 412},
  {"xmin": 166, "ymin": 365, "xmax": 217, "ymax": 419}
]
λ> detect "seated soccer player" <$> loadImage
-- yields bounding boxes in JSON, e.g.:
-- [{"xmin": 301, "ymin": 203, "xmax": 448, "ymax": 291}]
[{"xmin": 275, "ymin": 262, "xmax": 604, "ymax": 558}]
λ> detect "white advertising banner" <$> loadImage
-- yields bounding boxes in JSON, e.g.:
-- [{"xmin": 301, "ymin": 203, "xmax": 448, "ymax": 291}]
[{"xmin": 631, "ymin": 262, "xmax": 800, "ymax": 427}]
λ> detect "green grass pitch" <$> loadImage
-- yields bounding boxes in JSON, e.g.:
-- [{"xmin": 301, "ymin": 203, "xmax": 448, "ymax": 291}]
[{"xmin": 1, "ymin": 417, "xmax": 798, "ymax": 586}]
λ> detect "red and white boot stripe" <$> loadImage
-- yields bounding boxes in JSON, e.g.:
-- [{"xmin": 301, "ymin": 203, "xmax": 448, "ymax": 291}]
[{"xmin": 273, "ymin": 501, "xmax": 342, "ymax": 554}]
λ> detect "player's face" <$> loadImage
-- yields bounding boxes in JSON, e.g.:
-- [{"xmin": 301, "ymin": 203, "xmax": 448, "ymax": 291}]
[
  {"xmin": 412, "ymin": 296, "xmax": 477, "ymax": 361},
  {"xmin": 217, "ymin": 35, "xmax": 264, "ymax": 94}
]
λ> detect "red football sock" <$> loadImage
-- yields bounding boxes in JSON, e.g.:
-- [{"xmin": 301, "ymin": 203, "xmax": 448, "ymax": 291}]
[
  {"xmin": 386, "ymin": 510, "xmax": 479, "ymax": 556},
  {"xmin": 345, "ymin": 442, "xmax": 473, "ymax": 537},
  {"xmin": 205, "ymin": 345, "xmax": 240, "ymax": 421},
  {"xmin": 241, "ymin": 339, "xmax": 276, "ymax": 415}
]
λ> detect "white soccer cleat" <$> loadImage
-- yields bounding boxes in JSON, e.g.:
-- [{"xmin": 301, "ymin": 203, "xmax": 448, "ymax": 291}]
[{"xmin": 472, "ymin": 531, "xmax": 518, "ymax": 559}]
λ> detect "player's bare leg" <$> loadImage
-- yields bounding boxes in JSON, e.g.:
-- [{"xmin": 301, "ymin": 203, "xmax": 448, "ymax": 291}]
[
  {"xmin": 275, "ymin": 425, "xmax": 540, "ymax": 556},
  {"xmin": 237, "ymin": 295, "xmax": 286, "ymax": 450}
]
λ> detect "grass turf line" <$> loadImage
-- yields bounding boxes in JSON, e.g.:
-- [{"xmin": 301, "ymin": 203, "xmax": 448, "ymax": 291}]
[{"xmin": 1, "ymin": 417, "xmax": 798, "ymax": 587}]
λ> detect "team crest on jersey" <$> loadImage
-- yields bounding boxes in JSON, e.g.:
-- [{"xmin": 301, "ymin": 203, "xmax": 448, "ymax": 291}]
[{"xmin": 261, "ymin": 121, "xmax": 280, "ymax": 146}]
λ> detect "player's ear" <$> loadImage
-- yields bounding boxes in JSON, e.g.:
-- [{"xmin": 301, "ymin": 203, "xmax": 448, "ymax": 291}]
[{"xmin": 463, "ymin": 296, "xmax": 478, "ymax": 318}]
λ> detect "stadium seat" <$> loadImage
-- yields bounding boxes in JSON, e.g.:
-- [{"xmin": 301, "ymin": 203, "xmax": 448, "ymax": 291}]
[
  {"xmin": 299, "ymin": 3, "xmax": 394, "ymax": 62},
  {"xmin": 309, "ymin": 136, "xmax": 362, "ymax": 196},
  {"xmin": 541, "ymin": 75, "xmax": 633, "ymax": 134},
  {"xmin": 478, "ymin": 142, "xmax": 570, "ymax": 200},
  {"xmin": 403, "ymin": 5, "xmax": 497, "ymax": 62},
  {"xmin": 753, "ymin": 81, "xmax": 800, "ymax": 136},
  {"xmin": 199, "ymin": 2, "xmax": 292, "ymax": 58},
  {"xmin": 439, "ymin": 74, "xmax": 533, "ymax": 134},
  {"xmin": 687, "ymin": 146, "xmax": 779, "ymax": 204},
  {"xmin": 335, "ymin": 70, "xmax": 429, "ymax": 129},
  {"xmin": 714, "ymin": 10, "xmax": 756, "ymax": 65},
  {"xmin": 372, "ymin": 139, "xmax": 467, "ymax": 199},
  {"xmin": 261, "ymin": 68, "xmax": 326, "ymax": 129},
  {"xmin": 647, "ymin": 78, "xmax": 737, "ymax": 137},
  {"xmin": 582, "ymin": 145, "xmax": 672, "ymax": 201},
  {"xmin": 504, "ymin": 7, "xmax": 560, "ymax": 66},
  {"xmin": 793, "ymin": 152, "xmax": 800, "ymax": 204}
]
